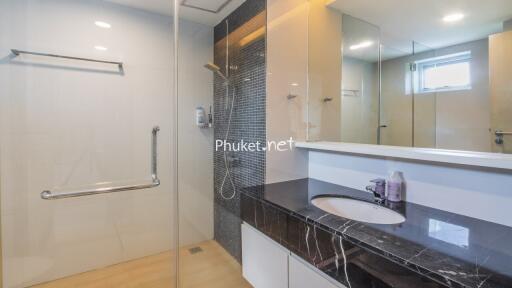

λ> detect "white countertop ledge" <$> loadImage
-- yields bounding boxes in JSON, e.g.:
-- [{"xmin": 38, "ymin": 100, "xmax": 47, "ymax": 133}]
[{"xmin": 295, "ymin": 141, "xmax": 512, "ymax": 170}]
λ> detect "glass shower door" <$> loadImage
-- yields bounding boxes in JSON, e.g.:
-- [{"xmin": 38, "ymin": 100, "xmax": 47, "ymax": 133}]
[
  {"xmin": 341, "ymin": 14, "xmax": 380, "ymax": 144},
  {"xmin": 379, "ymin": 41, "xmax": 437, "ymax": 148},
  {"xmin": 177, "ymin": 0, "xmax": 266, "ymax": 287},
  {"xmin": 489, "ymin": 30, "xmax": 512, "ymax": 154},
  {"xmin": 379, "ymin": 44, "xmax": 414, "ymax": 147},
  {"xmin": 0, "ymin": 0, "xmax": 176, "ymax": 287}
]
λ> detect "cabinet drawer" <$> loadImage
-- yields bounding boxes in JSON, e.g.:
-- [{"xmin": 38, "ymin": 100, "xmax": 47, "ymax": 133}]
[
  {"xmin": 289, "ymin": 254, "xmax": 346, "ymax": 288},
  {"xmin": 242, "ymin": 223, "xmax": 289, "ymax": 288}
]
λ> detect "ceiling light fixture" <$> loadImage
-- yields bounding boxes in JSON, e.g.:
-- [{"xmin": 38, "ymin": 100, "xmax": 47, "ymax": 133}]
[
  {"xmin": 95, "ymin": 21, "xmax": 111, "ymax": 29},
  {"xmin": 94, "ymin": 46, "xmax": 108, "ymax": 51},
  {"xmin": 350, "ymin": 41, "xmax": 374, "ymax": 50},
  {"xmin": 443, "ymin": 13, "xmax": 464, "ymax": 23}
]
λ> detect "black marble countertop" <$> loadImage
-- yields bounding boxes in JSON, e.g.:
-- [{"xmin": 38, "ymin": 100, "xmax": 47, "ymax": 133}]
[{"xmin": 241, "ymin": 178, "xmax": 512, "ymax": 288}]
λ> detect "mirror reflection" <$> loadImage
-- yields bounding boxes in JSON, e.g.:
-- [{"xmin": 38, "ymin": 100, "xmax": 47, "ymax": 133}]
[{"xmin": 308, "ymin": 0, "xmax": 512, "ymax": 154}]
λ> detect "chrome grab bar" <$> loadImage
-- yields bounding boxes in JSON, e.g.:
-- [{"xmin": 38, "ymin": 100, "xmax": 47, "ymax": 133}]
[
  {"xmin": 495, "ymin": 130, "xmax": 512, "ymax": 145},
  {"xmin": 41, "ymin": 127, "xmax": 161, "ymax": 200},
  {"xmin": 11, "ymin": 49, "xmax": 123, "ymax": 69},
  {"xmin": 495, "ymin": 130, "xmax": 512, "ymax": 136}
]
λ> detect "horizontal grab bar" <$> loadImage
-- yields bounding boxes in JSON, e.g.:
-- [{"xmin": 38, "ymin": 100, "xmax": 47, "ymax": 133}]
[
  {"xmin": 495, "ymin": 131, "xmax": 512, "ymax": 136},
  {"xmin": 40, "ymin": 179, "xmax": 160, "ymax": 200},
  {"xmin": 41, "ymin": 127, "xmax": 160, "ymax": 200},
  {"xmin": 11, "ymin": 49, "xmax": 123, "ymax": 69}
]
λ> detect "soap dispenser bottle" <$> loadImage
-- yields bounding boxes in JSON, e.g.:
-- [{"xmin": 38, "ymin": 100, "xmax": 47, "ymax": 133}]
[
  {"xmin": 196, "ymin": 106, "xmax": 206, "ymax": 127},
  {"xmin": 387, "ymin": 171, "xmax": 404, "ymax": 202}
]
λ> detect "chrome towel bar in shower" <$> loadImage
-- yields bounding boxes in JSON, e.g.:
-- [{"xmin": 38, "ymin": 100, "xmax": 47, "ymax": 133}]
[
  {"xmin": 11, "ymin": 49, "xmax": 123, "ymax": 69},
  {"xmin": 40, "ymin": 127, "xmax": 160, "ymax": 200}
]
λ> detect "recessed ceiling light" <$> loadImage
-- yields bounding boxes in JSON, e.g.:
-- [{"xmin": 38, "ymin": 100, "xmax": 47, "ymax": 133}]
[
  {"xmin": 443, "ymin": 13, "xmax": 464, "ymax": 23},
  {"xmin": 95, "ymin": 21, "xmax": 111, "ymax": 29},
  {"xmin": 94, "ymin": 46, "xmax": 108, "ymax": 51},
  {"xmin": 350, "ymin": 41, "xmax": 374, "ymax": 50}
]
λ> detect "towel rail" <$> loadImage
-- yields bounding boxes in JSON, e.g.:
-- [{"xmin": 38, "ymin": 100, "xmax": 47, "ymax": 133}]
[{"xmin": 11, "ymin": 49, "xmax": 123, "ymax": 69}]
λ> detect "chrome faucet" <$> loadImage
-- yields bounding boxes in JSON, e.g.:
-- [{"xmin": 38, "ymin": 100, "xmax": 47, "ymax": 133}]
[{"xmin": 366, "ymin": 179, "xmax": 386, "ymax": 204}]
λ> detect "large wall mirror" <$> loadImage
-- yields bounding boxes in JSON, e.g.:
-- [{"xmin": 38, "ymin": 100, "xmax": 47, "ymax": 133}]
[{"xmin": 307, "ymin": 0, "xmax": 512, "ymax": 154}]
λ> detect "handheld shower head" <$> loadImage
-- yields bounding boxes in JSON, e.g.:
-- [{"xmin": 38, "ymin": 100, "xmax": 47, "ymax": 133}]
[{"xmin": 204, "ymin": 62, "xmax": 228, "ymax": 82}]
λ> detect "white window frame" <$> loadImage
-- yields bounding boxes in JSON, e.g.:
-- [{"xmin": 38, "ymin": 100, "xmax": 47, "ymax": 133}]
[{"xmin": 415, "ymin": 51, "xmax": 472, "ymax": 93}]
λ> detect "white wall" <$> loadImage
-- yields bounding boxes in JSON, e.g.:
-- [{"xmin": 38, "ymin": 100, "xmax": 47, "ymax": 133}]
[
  {"xmin": 308, "ymin": 150, "xmax": 512, "ymax": 227},
  {"xmin": 266, "ymin": 0, "xmax": 309, "ymax": 184},
  {"xmin": 431, "ymin": 39, "xmax": 491, "ymax": 152},
  {"xmin": 0, "ymin": 1, "xmax": 174, "ymax": 286},
  {"xmin": 177, "ymin": 20, "xmax": 214, "ymax": 246},
  {"xmin": 0, "ymin": 0, "xmax": 211, "ymax": 287},
  {"xmin": 308, "ymin": 1, "xmax": 342, "ymax": 142}
]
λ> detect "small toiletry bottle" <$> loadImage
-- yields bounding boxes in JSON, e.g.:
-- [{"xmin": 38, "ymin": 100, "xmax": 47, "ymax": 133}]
[
  {"xmin": 387, "ymin": 171, "xmax": 404, "ymax": 202},
  {"xmin": 196, "ymin": 107, "xmax": 206, "ymax": 127}
]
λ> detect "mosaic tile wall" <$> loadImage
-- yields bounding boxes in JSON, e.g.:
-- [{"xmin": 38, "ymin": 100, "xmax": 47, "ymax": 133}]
[{"xmin": 213, "ymin": 0, "xmax": 266, "ymax": 262}]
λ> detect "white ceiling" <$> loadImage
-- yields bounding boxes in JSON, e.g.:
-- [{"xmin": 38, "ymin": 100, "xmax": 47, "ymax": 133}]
[
  {"xmin": 329, "ymin": 0, "xmax": 512, "ymax": 59},
  {"xmin": 341, "ymin": 14, "xmax": 380, "ymax": 62},
  {"xmin": 105, "ymin": 0, "xmax": 245, "ymax": 26},
  {"xmin": 180, "ymin": 0, "xmax": 245, "ymax": 26},
  {"xmin": 184, "ymin": 0, "xmax": 232, "ymax": 12},
  {"xmin": 106, "ymin": 0, "xmax": 171, "ymax": 16}
]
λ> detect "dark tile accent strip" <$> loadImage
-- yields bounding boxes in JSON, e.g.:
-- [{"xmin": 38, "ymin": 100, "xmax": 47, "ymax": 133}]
[{"xmin": 213, "ymin": 0, "xmax": 266, "ymax": 262}]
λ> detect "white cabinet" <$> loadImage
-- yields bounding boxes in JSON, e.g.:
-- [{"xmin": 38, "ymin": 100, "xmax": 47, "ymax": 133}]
[
  {"xmin": 242, "ymin": 223, "xmax": 346, "ymax": 288},
  {"xmin": 242, "ymin": 223, "xmax": 289, "ymax": 288},
  {"xmin": 289, "ymin": 254, "xmax": 345, "ymax": 288}
]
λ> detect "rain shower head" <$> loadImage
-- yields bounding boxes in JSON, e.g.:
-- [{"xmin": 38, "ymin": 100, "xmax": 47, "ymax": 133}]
[
  {"xmin": 204, "ymin": 62, "xmax": 228, "ymax": 81},
  {"xmin": 204, "ymin": 62, "xmax": 221, "ymax": 72}
]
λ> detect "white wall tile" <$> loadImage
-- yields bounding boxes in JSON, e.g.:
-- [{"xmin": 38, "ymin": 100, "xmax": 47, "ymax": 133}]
[
  {"xmin": 177, "ymin": 20, "xmax": 214, "ymax": 246},
  {"xmin": 0, "ymin": 0, "xmax": 182, "ymax": 287}
]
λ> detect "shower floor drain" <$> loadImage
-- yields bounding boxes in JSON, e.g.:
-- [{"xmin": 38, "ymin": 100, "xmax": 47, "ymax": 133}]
[{"xmin": 189, "ymin": 247, "xmax": 203, "ymax": 254}]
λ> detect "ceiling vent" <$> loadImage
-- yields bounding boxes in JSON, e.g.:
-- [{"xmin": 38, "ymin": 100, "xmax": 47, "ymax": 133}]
[{"xmin": 181, "ymin": 0, "xmax": 234, "ymax": 13}]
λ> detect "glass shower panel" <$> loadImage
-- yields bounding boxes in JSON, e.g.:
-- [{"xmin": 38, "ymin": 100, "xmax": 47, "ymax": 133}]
[
  {"xmin": 341, "ymin": 15, "xmax": 380, "ymax": 144},
  {"xmin": 0, "ymin": 0, "xmax": 176, "ymax": 287},
  {"xmin": 177, "ymin": 1, "xmax": 265, "ymax": 287},
  {"xmin": 380, "ymin": 41, "xmax": 438, "ymax": 148},
  {"xmin": 379, "ymin": 43, "xmax": 414, "ymax": 147}
]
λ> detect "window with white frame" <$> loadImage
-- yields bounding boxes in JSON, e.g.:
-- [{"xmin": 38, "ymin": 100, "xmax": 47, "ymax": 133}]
[{"xmin": 415, "ymin": 51, "xmax": 471, "ymax": 93}]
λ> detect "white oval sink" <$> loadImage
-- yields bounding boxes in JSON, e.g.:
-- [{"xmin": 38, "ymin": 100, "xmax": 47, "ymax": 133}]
[{"xmin": 311, "ymin": 197, "xmax": 405, "ymax": 224}]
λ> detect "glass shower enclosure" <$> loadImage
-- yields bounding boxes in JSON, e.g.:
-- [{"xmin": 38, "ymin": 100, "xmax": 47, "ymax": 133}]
[{"xmin": 0, "ymin": 0, "xmax": 177, "ymax": 287}]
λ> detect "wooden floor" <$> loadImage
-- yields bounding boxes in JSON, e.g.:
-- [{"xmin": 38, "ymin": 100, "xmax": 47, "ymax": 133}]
[
  {"xmin": 32, "ymin": 240, "xmax": 251, "ymax": 288},
  {"xmin": 179, "ymin": 241, "xmax": 251, "ymax": 288}
]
